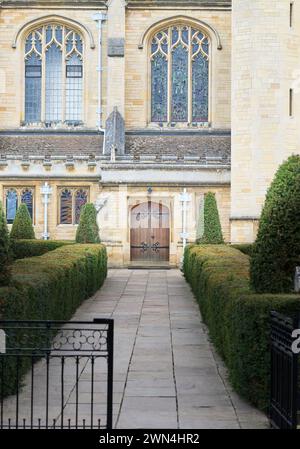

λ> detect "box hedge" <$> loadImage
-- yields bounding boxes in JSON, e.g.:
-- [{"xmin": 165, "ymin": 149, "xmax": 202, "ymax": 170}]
[
  {"xmin": 10, "ymin": 204, "xmax": 35, "ymax": 240},
  {"xmin": 0, "ymin": 243, "xmax": 107, "ymax": 397},
  {"xmin": 250, "ymin": 155, "xmax": 300, "ymax": 293},
  {"xmin": 0, "ymin": 201, "xmax": 11, "ymax": 285},
  {"xmin": 183, "ymin": 244, "xmax": 300, "ymax": 411},
  {"xmin": 197, "ymin": 192, "xmax": 224, "ymax": 244},
  {"xmin": 11, "ymin": 239, "xmax": 74, "ymax": 260},
  {"xmin": 231, "ymin": 243, "xmax": 254, "ymax": 257}
]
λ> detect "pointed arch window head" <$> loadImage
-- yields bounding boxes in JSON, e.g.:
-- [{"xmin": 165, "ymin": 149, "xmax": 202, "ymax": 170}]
[
  {"xmin": 151, "ymin": 25, "xmax": 209, "ymax": 125},
  {"xmin": 24, "ymin": 24, "xmax": 83, "ymax": 126}
]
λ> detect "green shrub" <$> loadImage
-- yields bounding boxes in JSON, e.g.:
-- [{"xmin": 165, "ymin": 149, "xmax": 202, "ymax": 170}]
[
  {"xmin": 76, "ymin": 203, "xmax": 100, "ymax": 244},
  {"xmin": 183, "ymin": 244, "xmax": 300, "ymax": 411},
  {"xmin": 231, "ymin": 244, "xmax": 254, "ymax": 257},
  {"xmin": 0, "ymin": 201, "xmax": 11, "ymax": 286},
  {"xmin": 0, "ymin": 243, "xmax": 107, "ymax": 397},
  {"xmin": 11, "ymin": 239, "xmax": 74, "ymax": 260},
  {"xmin": 251, "ymin": 155, "xmax": 300, "ymax": 293},
  {"xmin": 197, "ymin": 192, "xmax": 224, "ymax": 244},
  {"xmin": 10, "ymin": 204, "xmax": 35, "ymax": 240}
]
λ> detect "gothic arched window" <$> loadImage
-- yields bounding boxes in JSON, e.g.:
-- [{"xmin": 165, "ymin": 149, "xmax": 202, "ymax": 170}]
[
  {"xmin": 151, "ymin": 25, "xmax": 209, "ymax": 124},
  {"xmin": 5, "ymin": 188, "xmax": 34, "ymax": 224},
  {"xmin": 59, "ymin": 187, "xmax": 88, "ymax": 224},
  {"xmin": 25, "ymin": 24, "xmax": 83, "ymax": 125}
]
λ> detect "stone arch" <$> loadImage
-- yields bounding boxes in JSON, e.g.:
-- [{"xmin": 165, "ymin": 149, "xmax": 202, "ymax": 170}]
[
  {"xmin": 12, "ymin": 15, "xmax": 95, "ymax": 49},
  {"xmin": 138, "ymin": 15, "xmax": 222, "ymax": 51}
]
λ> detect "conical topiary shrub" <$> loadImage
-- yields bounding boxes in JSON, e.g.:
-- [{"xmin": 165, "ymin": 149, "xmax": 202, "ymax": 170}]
[
  {"xmin": 76, "ymin": 203, "xmax": 100, "ymax": 243},
  {"xmin": 10, "ymin": 203, "xmax": 35, "ymax": 240},
  {"xmin": 0, "ymin": 201, "xmax": 11, "ymax": 285},
  {"xmin": 197, "ymin": 192, "xmax": 224, "ymax": 244},
  {"xmin": 250, "ymin": 155, "xmax": 300, "ymax": 293}
]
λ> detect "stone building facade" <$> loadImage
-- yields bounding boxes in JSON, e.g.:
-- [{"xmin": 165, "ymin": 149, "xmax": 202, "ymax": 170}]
[{"xmin": 0, "ymin": 0, "xmax": 298, "ymax": 266}]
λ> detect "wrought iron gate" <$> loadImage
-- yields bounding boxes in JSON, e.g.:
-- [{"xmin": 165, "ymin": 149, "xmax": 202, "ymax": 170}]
[
  {"xmin": 0, "ymin": 319, "xmax": 114, "ymax": 430},
  {"xmin": 270, "ymin": 311, "xmax": 299, "ymax": 429}
]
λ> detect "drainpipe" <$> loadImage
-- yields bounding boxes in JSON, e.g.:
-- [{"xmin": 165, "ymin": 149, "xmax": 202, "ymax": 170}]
[
  {"xmin": 92, "ymin": 12, "xmax": 107, "ymax": 132},
  {"xmin": 41, "ymin": 182, "xmax": 52, "ymax": 240}
]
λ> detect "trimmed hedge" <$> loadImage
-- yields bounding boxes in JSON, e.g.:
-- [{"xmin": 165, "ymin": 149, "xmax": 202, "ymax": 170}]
[
  {"xmin": 0, "ymin": 243, "xmax": 107, "ymax": 397},
  {"xmin": 183, "ymin": 244, "xmax": 300, "ymax": 411},
  {"xmin": 76, "ymin": 203, "xmax": 100, "ymax": 243},
  {"xmin": 0, "ymin": 201, "xmax": 11, "ymax": 285},
  {"xmin": 197, "ymin": 192, "xmax": 224, "ymax": 244},
  {"xmin": 231, "ymin": 244, "xmax": 254, "ymax": 257},
  {"xmin": 11, "ymin": 239, "xmax": 74, "ymax": 260},
  {"xmin": 10, "ymin": 204, "xmax": 35, "ymax": 240},
  {"xmin": 251, "ymin": 155, "xmax": 300, "ymax": 293}
]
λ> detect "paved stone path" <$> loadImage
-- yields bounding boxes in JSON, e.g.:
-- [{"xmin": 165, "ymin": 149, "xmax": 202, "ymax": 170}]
[
  {"xmin": 73, "ymin": 269, "xmax": 269, "ymax": 429},
  {"xmin": 2, "ymin": 269, "xmax": 269, "ymax": 429}
]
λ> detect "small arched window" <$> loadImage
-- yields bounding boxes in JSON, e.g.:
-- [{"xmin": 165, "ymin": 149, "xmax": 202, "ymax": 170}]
[
  {"xmin": 25, "ymin": 24, "xmax": 83, "ymax": 125},
  {"xmin": 5, "ymin": 188, "xmax": 34, "ymax": 224},
  {"xmin": 59, "ymin": 188, "xmax": 88, "ymax": 224},
  {"xmin": 151, "ymin": 25, "xmax": 209, "ymax": 125},
  {"xmin": 6, "ymin": 190, "xmax": 18, "ymax": 224}
]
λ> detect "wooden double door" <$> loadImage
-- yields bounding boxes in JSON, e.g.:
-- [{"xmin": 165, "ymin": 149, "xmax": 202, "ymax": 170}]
[{"xmin": 130, "ymin": 201, "xmax": 170, "ymax": 263}]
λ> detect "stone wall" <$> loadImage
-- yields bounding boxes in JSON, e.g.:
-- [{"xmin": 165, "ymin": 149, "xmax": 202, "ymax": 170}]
[
  {"xmin": 125, "ymin": 5, "xmax": 232, "ymax": 129},
  {"xmin": 230, "ymin": 0, "xmax": 300, "ymax": 243},
  {"xmin": 0, "ymin": 6, "xmax": 105, "ymax": 129},
  {"xmin": 0, "ymin": 177, "xmax": 230, "ymax": 266},
  {"xmin": 0, "ymin": 1, "xmax": 231, "ymax": 130}
]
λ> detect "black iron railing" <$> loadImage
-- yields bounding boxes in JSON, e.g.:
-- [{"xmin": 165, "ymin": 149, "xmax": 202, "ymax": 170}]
[
  {"xmin": 270, "ymin": 311, "xmax": 299, "ymax": 429},
  {"xmin": 0, "ymin": 319, "xmax": 114, "ymax": 430}
]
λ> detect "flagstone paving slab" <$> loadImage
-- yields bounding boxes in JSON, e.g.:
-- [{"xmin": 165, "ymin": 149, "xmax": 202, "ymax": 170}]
[{"xmin": 2, "ymin": 269, "xmax": 269, "ymax": 430}]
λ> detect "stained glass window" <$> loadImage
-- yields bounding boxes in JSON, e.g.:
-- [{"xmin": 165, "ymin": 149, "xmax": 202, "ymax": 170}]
[
  {"xmin": 5, "ymin": 188, "xmax": 34, "ymax": 225},
  {"xmin": 6, "ymin": 190, "xmax": 18, "ymax": 224},
  {"xmin": 24, "ymin": 24, "xmax": 83, "ymax": 125},
  {"xmin": 151, "ymin": 25, "xmax": 209, "ymax": 124},
  {"xmin": 75, "ymin": 189, "xmax": 88, "ymax": 224},
  {"xmin": 60, "ymin": 188, "xmax": 88, "ymax": 225},
  {"xmin": 60, "ymin": 189, "xmax": 73, "ymax": 224},
  {"xmin": 21, "ymin": 189, "xmax": 33, "ymax": 219}
]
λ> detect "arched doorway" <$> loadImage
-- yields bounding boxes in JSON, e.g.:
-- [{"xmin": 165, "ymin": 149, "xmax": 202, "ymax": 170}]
[{"xmin": 130, "ymin": 201, "xmax": 170, "ymax": 263}]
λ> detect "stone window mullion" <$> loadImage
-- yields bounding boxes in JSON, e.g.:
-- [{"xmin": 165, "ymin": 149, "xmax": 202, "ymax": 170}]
[{"xmin": 41, "ymin": 26, "xmax": 46, "ymax": 123}]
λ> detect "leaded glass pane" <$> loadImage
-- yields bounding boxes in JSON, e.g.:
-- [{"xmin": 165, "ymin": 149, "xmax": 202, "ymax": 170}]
[
  {"xmin": 171, "ymin": 44, "xmax": 188, "ymax": 122},
  {"xmin": 60, "ymin": 190, "xmax": 72, "ymax": 224},
  {"xmin": 151, "ymin": 54, "xmax": 168, "ymax": 122},
  {"xmin": 66, "ymin": 54, "xmax": 83, "ymax": 124},
  {"xmin": 55, "ymin": 26, "xmax": 63, "ymax": 44},
  {"xmin": 6, "ymin": 190, "xmax": 18, "ymax": 224},
  {"xmin": 21, "ymin": 189, "xmax": 33, "ymax": 220},
  {"xmin": 25, "ymin": 24, "xmax": 84, "ymax": 125},
  {"xmin": 192, "ymin": 55, "xmax": 209, "ymax": 122},
  {"xmin": 150, "ymin": 24, "xmax": 210, "ymax": 124},
  {"xmin": 25, "ymin": 53, "xmax": 42, "ymax": 123},
  {"xmin": 45, "ymin": 44, "xmax": 62, "ymax": 122},
  {"xmin": 46, "ymin": 26, "xmax": 53, "ymax": 45},
  {"xmin": 75, "ymin": 189, "xmax": 87, "ymax": 224}
]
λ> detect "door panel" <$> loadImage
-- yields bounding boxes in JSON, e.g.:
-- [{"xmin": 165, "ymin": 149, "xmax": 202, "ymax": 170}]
[{"xmin": 130, "ymin": 202, "xmax": 170, "ymax": 262}]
